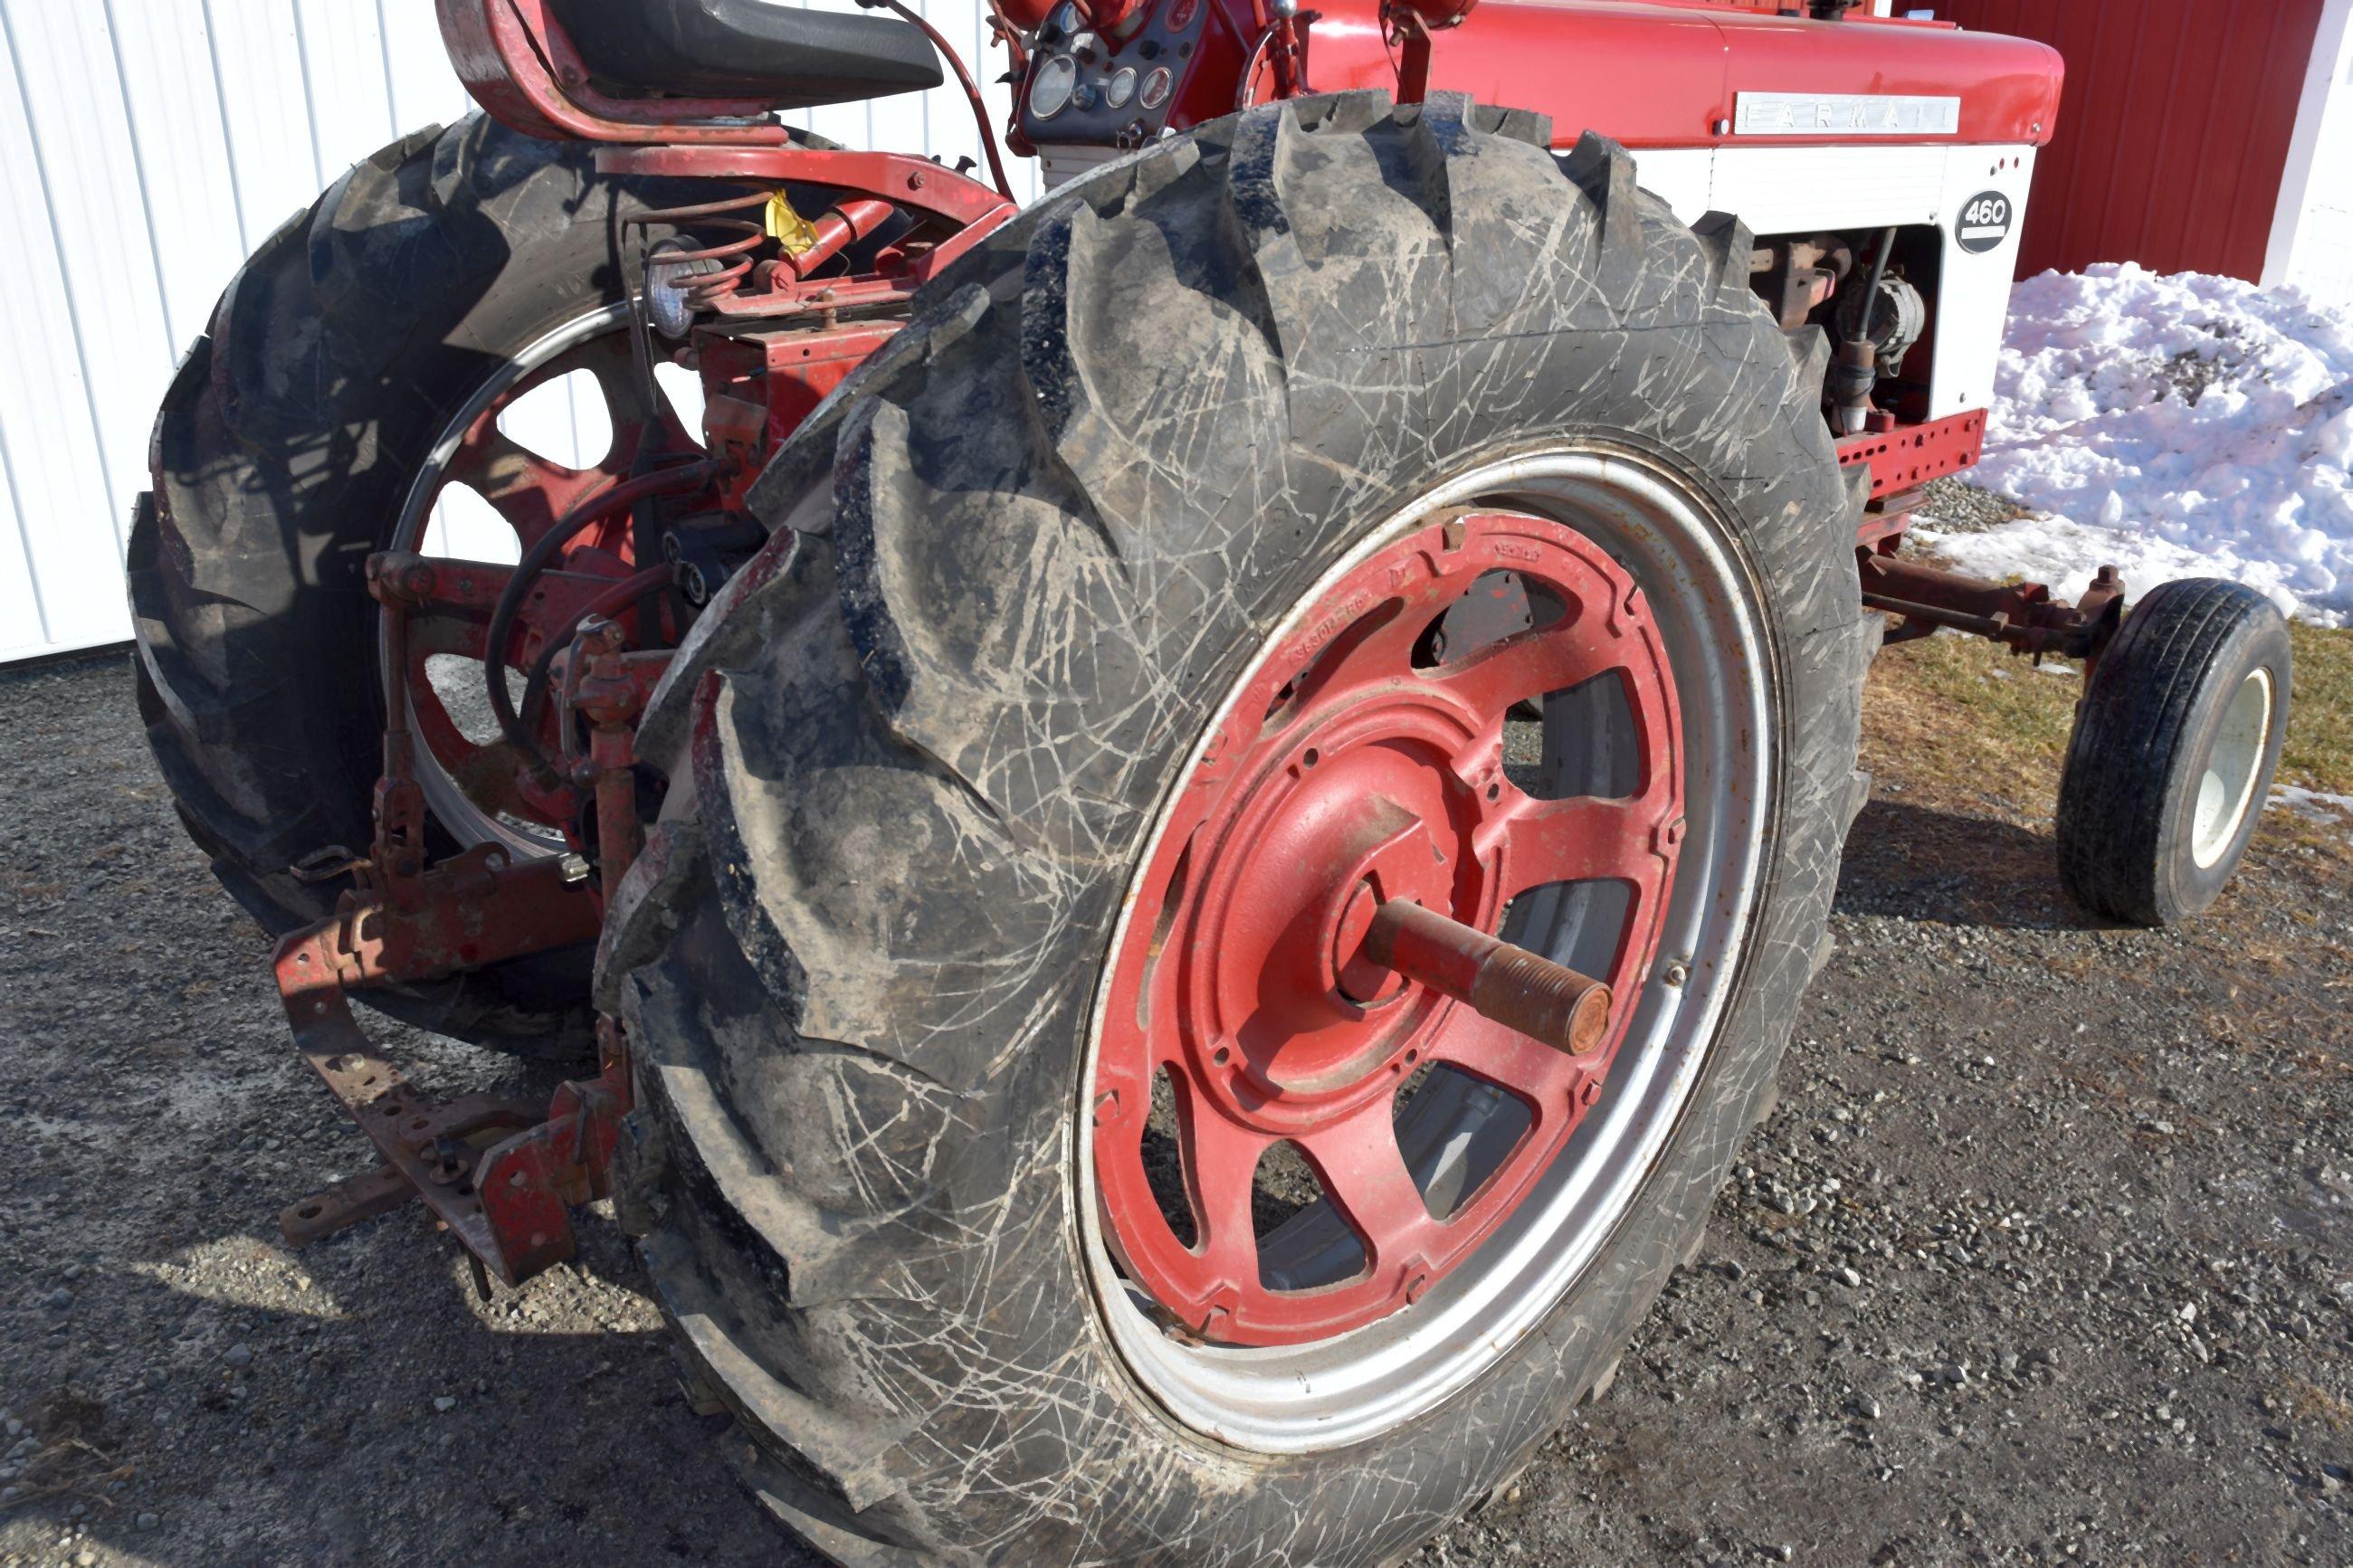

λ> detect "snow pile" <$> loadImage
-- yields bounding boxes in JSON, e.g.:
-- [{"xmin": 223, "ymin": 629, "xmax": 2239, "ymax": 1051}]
[{"xmin": 1917, "ymin": 263, "xmax": 2353, "ymax": 624}]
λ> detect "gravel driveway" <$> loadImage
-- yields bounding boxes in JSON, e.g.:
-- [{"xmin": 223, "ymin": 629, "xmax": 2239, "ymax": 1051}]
[{"xmin": 3, "ymin": 651, "xmax": 2348, "ymax": 1566}]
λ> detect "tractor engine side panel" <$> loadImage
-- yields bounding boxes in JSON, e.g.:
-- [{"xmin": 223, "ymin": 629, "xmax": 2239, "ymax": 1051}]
[{"xmin": 1631, "ymin": 141, "xmax": 2040, "ymax": 422}]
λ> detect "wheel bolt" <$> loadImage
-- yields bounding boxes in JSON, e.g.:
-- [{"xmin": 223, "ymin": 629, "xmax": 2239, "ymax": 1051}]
[{"xmin": 1361, "ymin": 899, "xmax": 1613, "ymax": 1057}]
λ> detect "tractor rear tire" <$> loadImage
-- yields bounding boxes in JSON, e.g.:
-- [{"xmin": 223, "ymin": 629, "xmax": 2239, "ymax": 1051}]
[
  {"xmin": 128, "ymin": 115, "xmax": 707, "ymax": 1059},
  {"xmin": 609, "ymin": 94, "xmax": 1873, "ymax": 1563}
]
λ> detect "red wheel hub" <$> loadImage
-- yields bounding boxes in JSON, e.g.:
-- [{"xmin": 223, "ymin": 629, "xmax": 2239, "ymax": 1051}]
[{"xmin": 1091, "ymin": 510, "xmax": 1686, "ymax": 1345}]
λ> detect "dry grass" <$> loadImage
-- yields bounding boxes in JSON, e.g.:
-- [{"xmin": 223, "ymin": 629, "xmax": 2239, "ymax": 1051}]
[
  {"xmin": 2281, "ymin": 1376, "xmax": 2353, "ymax": 1433},
  {"xmin": 1860, "ymin": 620, "xmax": 2353, "ymax": 820},
  {"xmin": 1860, "ymin": 632, "xmax": 2081, "ymax": 816},
  {"xmin": 2281, "ymin": 620, "xmax": 2353, "ymax": 794}
]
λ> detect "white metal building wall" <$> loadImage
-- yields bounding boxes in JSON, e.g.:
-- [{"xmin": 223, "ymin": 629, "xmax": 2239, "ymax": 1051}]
[
  {"xmin": 2268, "ymin": 0, "xmax": 2353, "ymax": 303},
  {"xmin": 0, "ymin": 0, "xmax": 1034, "ymax": 664}
]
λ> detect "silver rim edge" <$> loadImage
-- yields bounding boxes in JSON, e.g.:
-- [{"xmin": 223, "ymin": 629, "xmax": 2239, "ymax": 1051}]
[
  {"xmin": 2192, "ymin": 667, "xmax": 2273, "ymax": 870},
  {"xmin": 381, "ymin": 303, "xmax": 636, "ymax": 859}
]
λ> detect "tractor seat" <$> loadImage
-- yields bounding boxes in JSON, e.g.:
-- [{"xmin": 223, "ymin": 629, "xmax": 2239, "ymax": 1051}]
[{"xmin": 547, "ymin": 0, "xmax": 943, "ymax": 110}]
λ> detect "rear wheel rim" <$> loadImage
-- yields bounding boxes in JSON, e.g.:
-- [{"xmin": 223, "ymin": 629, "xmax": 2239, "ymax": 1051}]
[
  {"xmin": 1091, "ymin": 508, "xmax": 1687, "ymax": 1345},
  {"xmin": 1078, "ymin": 446, "xmax": 1778, "ymax": 1452},
  {"xmin": 382, "ymin": 303, "xmax": 699, "ymax": 856}
]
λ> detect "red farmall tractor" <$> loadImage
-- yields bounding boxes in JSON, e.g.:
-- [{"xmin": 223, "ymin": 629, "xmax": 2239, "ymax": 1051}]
[{"xmin": 128, "ymin": 0, "xmax": 2293, "ymax": 1559}]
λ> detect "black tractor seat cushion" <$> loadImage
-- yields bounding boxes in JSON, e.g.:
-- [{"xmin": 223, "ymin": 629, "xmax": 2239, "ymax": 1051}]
[{"xmin": 548, "ymin": 0, "xmax": 942, "ymax": 110}]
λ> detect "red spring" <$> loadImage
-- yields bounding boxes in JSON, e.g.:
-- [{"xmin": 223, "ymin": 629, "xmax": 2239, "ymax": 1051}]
[{"xmin": 631, "ymin": 184, "xmax": 771, "ymax": 305}]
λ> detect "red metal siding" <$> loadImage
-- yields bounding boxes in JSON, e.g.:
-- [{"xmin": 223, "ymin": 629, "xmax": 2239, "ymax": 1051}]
[{"xmin": 1939, "ymin": 0, "xmax": 2325, "ymax": 280}]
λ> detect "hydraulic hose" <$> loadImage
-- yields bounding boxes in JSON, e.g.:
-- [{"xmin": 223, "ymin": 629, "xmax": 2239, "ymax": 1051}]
[
  {"xmin": 515, "ymin": 564, "xmax": 676, "ymax": 761},
  {"xmin": 483, "ymin": 458, "xmax": 719, "ymax": 784},
  {"xmin": 1860, "ymin": 226, "xmax": 1897, "ymax": 333}
]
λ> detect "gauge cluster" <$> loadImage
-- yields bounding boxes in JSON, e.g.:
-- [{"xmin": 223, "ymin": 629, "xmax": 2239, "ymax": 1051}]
[{"xmin": 1019, "ymin": 0, "xmax": 1205, "ymax": 147}]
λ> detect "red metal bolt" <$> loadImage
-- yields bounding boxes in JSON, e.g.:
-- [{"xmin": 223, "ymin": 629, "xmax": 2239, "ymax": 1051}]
[{"xmin": 1360, "ymin": 899, "xmax": 1613, "ymax": 1058}]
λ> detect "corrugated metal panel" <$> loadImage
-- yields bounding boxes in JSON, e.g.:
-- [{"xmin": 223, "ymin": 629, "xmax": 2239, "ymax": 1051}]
[
  {"xmin": 0, "ymin": 0, "xmax": 1033, "ymax": 663},
  {"xmin": 1942, "ymin": 0, "xmax": 2327, "ymax": 280},
  {"xmin": 2266, "ymin": 0, "xmax": 2353, "ymax": 298}
]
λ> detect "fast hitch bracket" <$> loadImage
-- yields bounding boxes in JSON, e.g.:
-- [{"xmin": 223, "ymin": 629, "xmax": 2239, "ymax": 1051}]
[{"xmin": 275, "ymin": 562, "xmax": 657, "ymax": 1294}]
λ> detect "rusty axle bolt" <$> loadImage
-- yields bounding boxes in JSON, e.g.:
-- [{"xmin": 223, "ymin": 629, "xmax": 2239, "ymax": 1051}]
[{"xmin": 1361, "ymin": 898, "xmax": 1614, "ymax": 1058}]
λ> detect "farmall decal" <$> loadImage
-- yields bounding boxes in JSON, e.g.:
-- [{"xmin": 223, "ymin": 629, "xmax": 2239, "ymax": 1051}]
[{"xmin": 1733, "ymin": 92, "xmax": 1962, "ymax": 137}]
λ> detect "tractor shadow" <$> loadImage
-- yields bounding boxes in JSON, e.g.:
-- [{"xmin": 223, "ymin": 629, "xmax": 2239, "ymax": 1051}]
[
  {"xmin": 1833, "ymin": 795, "xmax": 2099, "ymax": 932},
  {"xmin": 6, "ymin": 1238, "xmax": 814, "ymax": 1566}
]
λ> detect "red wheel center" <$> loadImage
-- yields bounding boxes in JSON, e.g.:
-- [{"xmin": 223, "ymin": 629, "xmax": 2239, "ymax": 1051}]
[
  {"xmin": 1205, "ymin": 731, "xmax": 1469, "ymax": 1105},
  {"xmin": 1091, "ymin": 510, "xmax": 1686, "ymax": 1345}
]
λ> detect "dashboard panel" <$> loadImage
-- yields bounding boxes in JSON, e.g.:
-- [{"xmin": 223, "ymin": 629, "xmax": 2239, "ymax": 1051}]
[{"xmin": 1018, "ymin": 0, "xmax": 1209, "ymax": 147}]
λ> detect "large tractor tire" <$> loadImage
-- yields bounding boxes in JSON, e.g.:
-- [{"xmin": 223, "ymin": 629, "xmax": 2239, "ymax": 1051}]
[
  {"xmin": 609, "ymin": 93, "xmax": 1872, "ymax": 1563},
  {"xmin": 129, "ymin": 115, "xmax": 716, "ymax": 1058}
]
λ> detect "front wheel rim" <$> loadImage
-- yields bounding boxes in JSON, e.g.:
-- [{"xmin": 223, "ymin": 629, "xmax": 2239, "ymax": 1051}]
[
  {"xmin": 1077, "ymin": 445, "xmax": 1781, "ymax": 1452},
  {"xmin": 2191, "ymin": 667, "xmax": 2273, "ymax": 870}
]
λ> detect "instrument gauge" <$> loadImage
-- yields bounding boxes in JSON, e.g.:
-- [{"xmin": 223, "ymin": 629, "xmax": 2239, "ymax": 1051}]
[
  {"xmin": 1032, "ymin": 53, "xmax": 1081, "ymax": 119},
  {"xmin": 1106, "ymin": 67, "xmax": 1138, "ymax": 108},
  {"xmin": 1138, "ymin": 65, "xmax": 1172, "ymax": 110}
]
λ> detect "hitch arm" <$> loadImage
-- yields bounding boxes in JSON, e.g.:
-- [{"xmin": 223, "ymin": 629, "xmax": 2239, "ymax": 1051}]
[
  {"xmin": 276, "ymin": 607, "xmax": 660, "ymax": 1291},
  {"xmin": 1860, "ymin": 549, "xmax": 2128, "ymax": 670},
  {"xmin": 274, "ymin": 846, "xmax": 604, "ymax": 1286}
]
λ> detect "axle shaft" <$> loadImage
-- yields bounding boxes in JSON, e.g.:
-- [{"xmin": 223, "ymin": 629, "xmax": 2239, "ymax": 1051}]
[{"xmin": 1362, "ymin": 899, "xmax": 1614, "ymax": 1057}]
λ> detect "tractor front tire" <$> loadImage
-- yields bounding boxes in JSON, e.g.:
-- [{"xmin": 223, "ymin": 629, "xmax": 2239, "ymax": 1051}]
[
  {"xmin": 612, "ymin": 93, "xmax": 1873, "ymax": 1564},
  {"xmin": 2057, "ymin": 578, "xmax": 2292, "ymax": 925}
]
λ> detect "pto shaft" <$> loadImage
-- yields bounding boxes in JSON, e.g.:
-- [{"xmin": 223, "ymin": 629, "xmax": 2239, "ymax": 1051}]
[{"xmin": 1362, "ymin": 900, "xmax": 1614, "ymax": 1058}]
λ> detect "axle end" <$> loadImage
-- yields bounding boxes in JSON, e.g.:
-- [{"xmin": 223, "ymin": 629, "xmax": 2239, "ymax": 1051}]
[{"xmin": 1364, "ymin": 898, "xmax": 1614, "ymax": 1058}]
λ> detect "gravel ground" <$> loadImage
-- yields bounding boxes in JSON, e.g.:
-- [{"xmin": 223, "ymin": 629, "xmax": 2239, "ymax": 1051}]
[
  {"xmin": 4, "ymin": 651, "xmax": 2349, "ymax": 1567},
  {"xmin": 1915, "ymin": 477, "xmax": 2034, "ymax": 534}
]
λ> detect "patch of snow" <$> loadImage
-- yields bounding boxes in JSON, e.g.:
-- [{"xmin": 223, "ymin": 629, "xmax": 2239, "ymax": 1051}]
[
  {"xmin": 2270, "ymin": 784, "xmax": 2353, "ymax": 823},
  {"xmin": 1916, "ymin": 263, "xmax": 2353, "ymax": 625}
]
